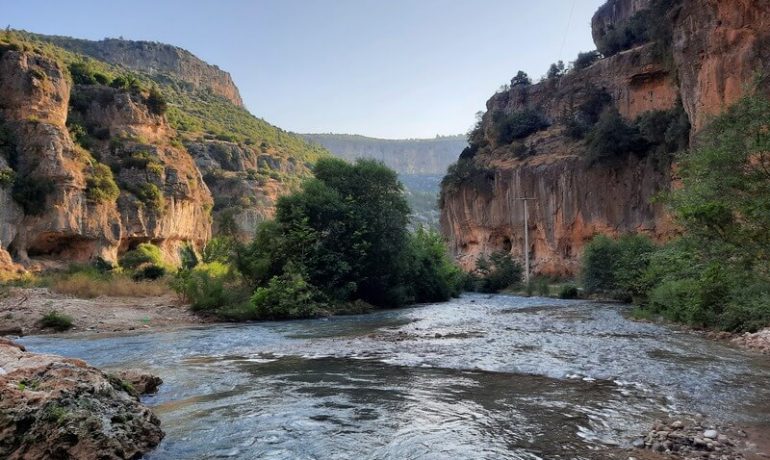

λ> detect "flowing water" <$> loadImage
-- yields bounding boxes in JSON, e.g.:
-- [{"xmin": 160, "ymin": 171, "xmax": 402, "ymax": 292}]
[{"xmin": 19, "ymin": 294, "xmax": 770, "ymax": 459}]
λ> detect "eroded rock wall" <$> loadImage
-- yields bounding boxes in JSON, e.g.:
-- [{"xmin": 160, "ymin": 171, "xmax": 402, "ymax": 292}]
[
  {"xmin": 0, "ymin": 49, "xmax": 212, "ymax": 267},
  {"xmin": 440, "ymin": 0, "xmax": 770, "ymax": 276}
]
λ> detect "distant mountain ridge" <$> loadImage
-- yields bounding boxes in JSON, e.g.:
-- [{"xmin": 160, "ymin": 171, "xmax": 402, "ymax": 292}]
[
  {"xmin": 300, "ymin": 133, "xmax": 467, "ymax": 175},
  {"xmin": 27, "ymin": 33, "xmax": 244, "ymax": 107}
]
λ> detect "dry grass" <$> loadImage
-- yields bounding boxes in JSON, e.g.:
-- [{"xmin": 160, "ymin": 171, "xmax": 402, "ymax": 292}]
[{"xmin": 50, "ymin": 273, "xmax": 172, "ymax": 298}]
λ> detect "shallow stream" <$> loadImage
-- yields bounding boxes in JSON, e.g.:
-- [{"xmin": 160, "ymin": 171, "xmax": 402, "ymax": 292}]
[{"xmin": 20, "ymin": 294, "xmax": 770, "ymax": 459}]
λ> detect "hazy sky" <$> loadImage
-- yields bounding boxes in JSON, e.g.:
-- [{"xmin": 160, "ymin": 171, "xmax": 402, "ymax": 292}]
[{"xmin": 4, "ymin": 0, "xmax": 605, "ymax": 138}]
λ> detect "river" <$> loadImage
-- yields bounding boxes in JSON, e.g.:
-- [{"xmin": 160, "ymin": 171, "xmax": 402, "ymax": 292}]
[{"xmin": 18, "ymin": 294, "xmax": 770, "ymax": 459}]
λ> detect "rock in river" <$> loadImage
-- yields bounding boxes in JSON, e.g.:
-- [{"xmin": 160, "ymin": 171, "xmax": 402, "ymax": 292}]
[{"xmin": 0, "ymin": 338, "xmax": 164, "ymax": 459}]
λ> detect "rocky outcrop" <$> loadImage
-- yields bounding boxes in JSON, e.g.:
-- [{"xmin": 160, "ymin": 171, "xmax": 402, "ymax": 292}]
[
  {"xmin": 673, "ymin": 0, "xmax": 770, "ymax": 132},
  {"xmin": 439, "ymin": 0, "xmax": 770, "ymax": 276},
  {"xmin": 0, "ymin": 338, "xmax": 164, "ymax": 459},
  {"xmin": 186, "ymin": 140, "xmax": 309, "ymax": 239},
  {"xmin": 34, "ymin": 34, "xmax": 244, "ymax": 107},
  {"xmin": 0, "ymin": 47, "xmax": 212, "ymax": 266},
  {"xmin": 441, "ymin": 155, "xmax": 672, "ymax": 275}
]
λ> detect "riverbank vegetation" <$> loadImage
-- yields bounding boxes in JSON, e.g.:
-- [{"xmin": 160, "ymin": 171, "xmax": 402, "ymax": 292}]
[
  {"xmin": 174, "ymin": 158, "xmax": 465, "ymax": 320},
  {"xmin": 581, "ymin": 94, "xmax": 770, "ymax": 332}
]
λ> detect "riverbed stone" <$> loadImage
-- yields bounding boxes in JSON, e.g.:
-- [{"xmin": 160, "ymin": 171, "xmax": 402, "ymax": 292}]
[
  {"xmin": 0, "ymin": 339, "xmax": 164, "ymax": 459},
  {"xmin": 704, "ymin": 429, "xmax": 718, "ymax": 439}
]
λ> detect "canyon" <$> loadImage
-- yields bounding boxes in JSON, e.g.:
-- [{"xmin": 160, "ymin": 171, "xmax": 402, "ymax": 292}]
[
  {"xmin": 439, "ymin": 0, "xmax": 770, "ymax": 275},
  {"xmin": 0, "ymin": 32, "xmax": 328, "ymax": 271}
]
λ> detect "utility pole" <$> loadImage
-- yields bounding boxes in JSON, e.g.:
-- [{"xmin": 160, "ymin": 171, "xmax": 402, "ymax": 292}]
[{"xmin": 517, "ymin": 197, "xmax": 536, "ymax": 284}]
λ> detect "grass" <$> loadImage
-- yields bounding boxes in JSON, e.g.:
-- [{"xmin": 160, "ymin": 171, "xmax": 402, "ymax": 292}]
[
  {"xmin": 50, "ymin": 272, "xmax": 172, "ymax": 298},
  {"xmin": 39, "ymin": 310, "xmax": 73, "ymax": 331}
]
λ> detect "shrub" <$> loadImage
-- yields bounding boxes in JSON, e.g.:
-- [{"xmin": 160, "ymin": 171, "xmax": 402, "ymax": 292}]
[
  {"xmin": 534, "ymin": 277, "xmax": 550, "ymax": 297},
  {"xmin": 39, "ymin": 310, "xmax": 73, "ymax": 331},
  {"xmin": 581, "ymin": 234, "xmax": 656, "ymax": 300},
  {"xmin": 440, "ymin": 159, "xmax": 494, "ymax": 197},
  {"xmin": 511, "ymin": 71, "xmax": 531, "ymax": 87},
  {"xmin": 132, "ymin": 264, "xmax": 166, "ymax": 281},
  {"xmin": 146, "ymin": 87, "xmax": 167, "ymax": 115},
  {"xmin": 172, "ymin": 262, "xmax": 239, "ymax": 311},
  {"xmin": 546, "ymin": 61, "xmax": 565, "ymax": 79},
  {"xmin": 179, "ymin": 243, "xmax": 199, "ymax": 270},
  {"xmin": 119, "ymin": 243, "xmax": 164, "ymax": 270},
  {"xmin": 12, "ymin": 175, "xmax": 54, "ymax": 215},
  {"xmin": 585, "ymin": 108, "xmax": 648, "ymax": 164},
  {"xmin": 131, "ymin": 183, "xmax": 164, "ymax": 211},
  {"xmin": 473, "ymin": 252, "xmax": 523, "ymax": 293},
  {"xmin": 86, "ymin": 163, "xmax": 120, "ymax": 203},
  {"xmin": 201, "ymin": 236, "xmax": 235, "ymax": 264},
  {"xmin": 249, "ymin": 268, "xmax": 326, "ymax": 320},
  {"xmin": 404, "ymin": 227, "xmax": 463, "ymax": 303},
  {"xmin": 493, "ymin": 109, "xmax": 549, "ymax": 144},
  {"xmin": 0, "ymin": 167, "xmax": 14, "ymax": 188},
  {"xmin": 573, "ymin": 51, "xmax": 601, "ymax": 70},
  {"xmin": 559, "ymin": 284, "xmax": 579, "ymax": 299}
]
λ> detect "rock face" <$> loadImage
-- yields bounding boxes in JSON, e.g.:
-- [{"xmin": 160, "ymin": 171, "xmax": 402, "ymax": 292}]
[
  {"xmin": 35, "ymin": 34, "xmax": 244, "ymax": 107},
  {"xmin": 0, "ymin": 48, "xmax": 212, "ymax": 266},
  {"xmin": 439, "ymin": 0, "xmax": 770, "ymax": 276},
  {"xmin": 0, "ymin": 338, "xmax": 164, "ymax": 459}
]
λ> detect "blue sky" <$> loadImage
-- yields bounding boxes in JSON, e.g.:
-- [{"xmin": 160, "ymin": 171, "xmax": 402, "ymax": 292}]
[{"xmin": 4, "ymin": 0, "xmax": 605, "ymax": 138}]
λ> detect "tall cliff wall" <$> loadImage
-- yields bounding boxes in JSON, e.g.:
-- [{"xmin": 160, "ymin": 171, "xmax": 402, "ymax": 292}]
[
  {"xmin": 0, "ymin": 47, "xmax": 211, "ymax": 267},
  {"xmin": 440, "ymin": 0, "xmax": 770, "ymax": 276}
]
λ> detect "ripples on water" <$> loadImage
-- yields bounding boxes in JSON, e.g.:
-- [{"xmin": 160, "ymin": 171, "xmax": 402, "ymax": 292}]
[{"xmin": 20, "ymin": 294, "xmax": 770, "ymax": 459}]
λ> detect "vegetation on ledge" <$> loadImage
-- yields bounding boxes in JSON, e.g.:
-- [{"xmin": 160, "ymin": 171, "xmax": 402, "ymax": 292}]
[{"xmin": 580, "ymin": 94, "xmax": 770, "ymax": 332}]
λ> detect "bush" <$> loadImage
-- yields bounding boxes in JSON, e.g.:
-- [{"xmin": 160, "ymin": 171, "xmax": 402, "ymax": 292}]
[
  {"xmin": 546, "ymin": 61, "xmax": 565, "ymax": 79},
  {"xmin": 39, "ymin": 310, "xmax": 73, "ymax": 331},
  {"xmin": 179, "ymin": 243, "xmax": 199, "ymax": 270},
  {"xmin": 201, "ymin": 236, "xmax": 236, "ymax": 264},
  {"xmin": 172, "ymin": 262, "xmax": 243, "ymax": 311},
  {"xmin": 493, "ymin": 109, "xmax": 549, "ymax": 145},
  {"xmin": 132, "ymin": 264, "xmax": 166, "ymax": 281},
  {"xmin": 585, "ymin": 108, "xmax": 648, "ymax": 164},
  {"xmin": 12, "ymin": 175, "xmax": 54, "ymax": 215},
  {"xmin": 249, "ymin": 267, "xmax": 326, "ymax": 320},
  {"xmin": 581, "ymin": 234, "xmax": 656, "ymax": 301},
  {"xmin": 472, "ymin": 252, "xmax": 523, "ymax": 293},
  {"xmin": 146, "ymin": 87, "xmax": 167, "ymax": 115},
  {"xmin": 440, "ymin": 159, "xmax": 494, "ymax": 196},
  {"xmin": 573, "ymin": 51, "xmax": 601, "ymax": 70},
  {"xmin": 404, "ymin": 227, "xmax": 463, "ymax": 303},
  {"xmin": 0, "ymin": 167, "xmax": 14, "ymax": 188},
  {"xmin": 511, "ymin": 71, "xmax": 531, "ymax": 87},
  {"xmin": 559, "ymin": 284, "xmax": 579, "ymax": 299},
  {"xmin": 86, "ymin": 163, "xmax": 120, "ymax": 203},
  {"xmin": 119, "ymin": 243, "xmax": 164, "ymax": 270},
  {"xmin": 131, "ymin": 183, "xmax": 164, "ymax": 211}
]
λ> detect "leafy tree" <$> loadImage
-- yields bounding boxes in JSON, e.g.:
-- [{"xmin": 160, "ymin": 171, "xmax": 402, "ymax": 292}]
[
  {"xmin": 546, "ymin": 61, "xmax": 565, "ymax": 79},
  {"xmin": 472, "ymin": 252, "xmax": 523, "ymax": 293},
  {"xmin": 493, "ymin": 109, "xmax": 550, "ymax": 145},
  {"xmin": 585, "ymin": 108, "xmax": 648, "ymax": 164},
  {"xmin": 573, "ymin": 51, "xmax": 601, "ymax": 70},
  {"xmin": 511, "ymin": 71, "xmax": 532, "ymax": 87},
  {"xmin": 120, "ymin": 243, "xmax": 164, "ymax": 270}
]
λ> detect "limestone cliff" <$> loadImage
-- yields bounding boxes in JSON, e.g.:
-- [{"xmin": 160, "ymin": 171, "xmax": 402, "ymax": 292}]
[
  {"xmin": 0, "ymin": 46, "xmax": 211, "ymax": 266},
  {"xmin": 440, "ymin": 0, "xmax": 770, "ymax": 276},
  {"xmin": 0, "ymin": 31, "xmax": 327, "ymax": 268}
]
